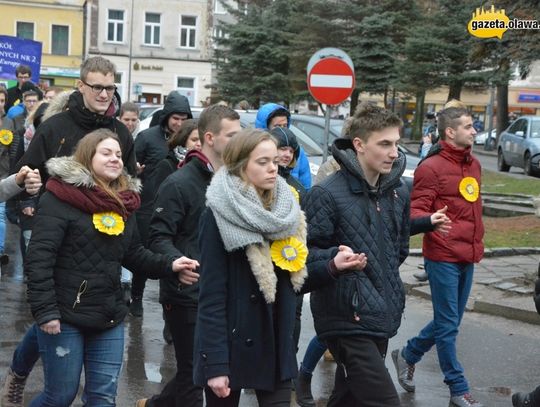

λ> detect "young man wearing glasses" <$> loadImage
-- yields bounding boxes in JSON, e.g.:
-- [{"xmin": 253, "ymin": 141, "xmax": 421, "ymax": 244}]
[
  {"xmin": 6, "ymin": 65, "xmax": 32, "ymax": 111},
  {"xmin": 1, "ymin": 57, "xmax": 138, "ymax": 406},
  {"xmin": 15, "ymin": 56, "xmax": 136, "ymax": 180}
]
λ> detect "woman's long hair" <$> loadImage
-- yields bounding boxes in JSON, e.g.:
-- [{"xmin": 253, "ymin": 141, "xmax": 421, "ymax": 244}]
[
  {"xmin": 168, "ymin": 118, "xmax": 199, "ymax": 149},
  {"xmin": 73, "ymin": 129, "xmax": 130, "ymax": 210},
  {"xmin": 223, "ymin": 128, "xmax": 277, "ymax": 210}
]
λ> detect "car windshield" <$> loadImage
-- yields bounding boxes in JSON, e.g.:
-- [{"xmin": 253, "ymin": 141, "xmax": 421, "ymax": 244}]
[{"xmin": 531, "ymin": 120, "xmax": 540, "ymax": 138}]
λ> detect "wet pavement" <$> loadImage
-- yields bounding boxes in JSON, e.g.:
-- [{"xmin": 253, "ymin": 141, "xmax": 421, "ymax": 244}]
[{"xmin": 2, "ymin": 222, "xmax": 540, "ymax": 406}]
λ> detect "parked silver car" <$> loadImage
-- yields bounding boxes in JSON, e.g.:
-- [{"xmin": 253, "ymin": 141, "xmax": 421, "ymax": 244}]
[{"xmin": 497, "ymin": 116, "xmax": 540, "ymax": 176}]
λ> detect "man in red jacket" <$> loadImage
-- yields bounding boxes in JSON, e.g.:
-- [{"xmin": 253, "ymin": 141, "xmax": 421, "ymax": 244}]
[{"xmin": 392, "ymin": 101, "xmax": 484, "ymax": 407}]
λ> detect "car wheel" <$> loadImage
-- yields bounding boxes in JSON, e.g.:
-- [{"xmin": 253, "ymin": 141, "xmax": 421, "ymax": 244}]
[
  {"xmin": 524, "ymin": 152, "xmax": 536, "ymax": 176},
  {"xmin": 497, "ymin": 149, "xmax": 510, "ymax": 172}
]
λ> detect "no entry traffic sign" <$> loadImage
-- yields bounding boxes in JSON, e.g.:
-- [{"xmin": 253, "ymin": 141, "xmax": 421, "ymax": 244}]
[{"xmin": 307, "ymin": 48, "xmax": 355, "ymax": 106}]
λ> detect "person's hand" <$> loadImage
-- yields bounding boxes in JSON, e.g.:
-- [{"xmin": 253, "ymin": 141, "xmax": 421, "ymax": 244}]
[
  {"xmin": 40, "ymin": 319, "xmax": 61, "ymax": 335},
  {"xmin": 24, "ymin": 168, "xmax": 42, "ymax": 195},
  {"xmin": 208, "ymin": 376, "xmax": 230, "ymax": 398},
  {"xmin": 430, "ymin": 205, "xmax": 451, "ymax": 234},
  {"xmin": 136, "ymin": 162, "xmax": 145, "ymax": 175},
  {"xmin": 14, "ymin": 166, "xmax": 30, "ymax": 187},
  {"xmin": 172, "ymin": 256, "xmax": 200, "ymax": 285},
  {"xmin": 22, "ymin": 207, "xmax": 35, "ymax": 216},
  {"xmin": 333, "ymin": 245, "xmax": 367, "ymax": 272}
]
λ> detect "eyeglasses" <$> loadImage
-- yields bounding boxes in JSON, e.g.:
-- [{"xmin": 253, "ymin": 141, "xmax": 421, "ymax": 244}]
[{"xmin": 81, "ymin": 79, "xmax": 117, "ymax": 95}]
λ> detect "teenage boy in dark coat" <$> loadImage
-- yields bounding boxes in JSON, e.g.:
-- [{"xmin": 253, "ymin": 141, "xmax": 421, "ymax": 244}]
[
  {"xmin": 130, "ymin": 91, "xmax": 192, "ymax": 317},
  {"xmin": 135, "ymin": 105, "xmax": 241, "ymax": 407},
  {"xmin": 304, "ymin": 103, "xmax": 410, "ymax": 407}
]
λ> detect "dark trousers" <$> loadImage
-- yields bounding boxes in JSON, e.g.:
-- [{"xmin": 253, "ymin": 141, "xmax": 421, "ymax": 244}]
[
  {"xmin": 204, "ymin": 379, "xmax": 291, "ymax": 407},
  {"xmin": 528, "ymin": 385, "xmax": 540, "ymax": 406},
  {"xmin": 326, "ymin": 335, "xmax": 400, "ymax": 407},
  {"xmin": 131, "ymin": 212, "xmax": 151, "ymax": 298},
  {"xmin": 293, "ymin": 294, "xmax": 304, "ymax": 352},
  {"xmin": 146, "ymin": 305, "xmax": 203, "ymax": 407}
]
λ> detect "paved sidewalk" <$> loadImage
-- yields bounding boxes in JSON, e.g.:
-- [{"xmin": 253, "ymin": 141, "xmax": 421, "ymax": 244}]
[{"xmin": 400, "ymin": 250, "xmax": 540, "ymax": 325}]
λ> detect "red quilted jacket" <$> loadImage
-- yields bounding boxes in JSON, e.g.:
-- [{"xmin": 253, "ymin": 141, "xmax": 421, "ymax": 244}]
[{"xmin": 411, "ymin": 140, "xmax": 484, "ymax": 263}]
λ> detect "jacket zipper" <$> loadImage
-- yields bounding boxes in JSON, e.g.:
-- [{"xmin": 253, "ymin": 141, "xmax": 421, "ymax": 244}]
[
  {"xmin": 72, "ymin": 280, "xmax": 88, "ymax": 309},
  {"xmin": 374, "ymin": 196, "xmax": 392, "ymax": 334}
]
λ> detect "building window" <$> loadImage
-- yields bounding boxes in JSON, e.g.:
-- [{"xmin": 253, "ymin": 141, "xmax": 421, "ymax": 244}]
[
  {"xmin": 176, "ymin": 77, "xmax": 196, "ymax": 106},
  {"xmin": 51, "ymin": 25, "xmax": 69, "ymax": 55},
  {"xmin": 180, "ymin": 16, "xmax": 197, "ymax": 48},
  {"xmin": 214, "ymin": 0, "xmax": 226, "ymax": 14},
  {"xmin": 144, "ymin": 12, "xmax": 161, "ymax": 46},
  {"xmin": 107, "ymin": 9, "xmax": 124, "ymax": 43},
  {"xmin": 16, "ymin": 22, "xmax": 34, "ymax": 40}
]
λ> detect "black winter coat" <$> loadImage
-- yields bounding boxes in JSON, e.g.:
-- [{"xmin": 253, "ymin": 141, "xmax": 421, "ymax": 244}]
[
  {"xmin": 304, "ymin": 139, "xmax": 410, "ymax": 340},
  {"xmin": 148, "ymin": 154, "xmax": 212, "ymax": 308},
  {"xmin": 135, "ymin": 92, "xmax": 192, "ymax": 215},
  {"xmin": 15, "ymin": 91, "xmax": 136, "ymax": 180},
  {"xmin": 193, "ymin": 210, "xmax": 319, "ymax": 391},
  {"xmin": 26, "ymin": 166, "xmax": 173, "ymax": 331}
]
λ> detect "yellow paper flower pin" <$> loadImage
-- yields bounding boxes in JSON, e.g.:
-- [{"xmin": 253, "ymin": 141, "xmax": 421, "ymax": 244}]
[
  {"xmin": 270, "ymin": 236, "xmax": 308, "ymax": 272},
  {"xmin": 289, "ymin": 185, "xmax": 300, "ymax": 202},
  {"xmin": 459, "ymin": 176, "xmax": 479, "ymax": 202},
  {"xmin": 93, "ymin": 212, "xmax": 125, "ymax": 235},
  {"xmin": 0, "ymin": 129, "xmax": 13, "ymax": 146}
]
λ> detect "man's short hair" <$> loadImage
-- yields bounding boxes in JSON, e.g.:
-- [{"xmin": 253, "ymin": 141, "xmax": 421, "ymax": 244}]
[
  {"xmin": 15, "ymin": 65, "xmax": 32, "ymax": 77},
  {"xmin": 347, "ymin": 103, "xmax": 402, "ymax": 141},
  {"xmin": 198, "ymin": 104, "xmax": 240, "ymax": 144},
  {"xmin": 80, "ymin": 56, "xmax": 116, "ymax": 81},
  {"xmin": 437, "ymin": 100, "xmax": 470, "ymax": 140},
  {"xmin": 23, "ymin": 90, "xmax": 38, "ymax": 100},
  {"xmin": 120, "ymin": 102, "xmax": 140, "ymax": 117},
  {"xmin": 266, "ymin": 108, "xmax": 289, "ymax": 128}
]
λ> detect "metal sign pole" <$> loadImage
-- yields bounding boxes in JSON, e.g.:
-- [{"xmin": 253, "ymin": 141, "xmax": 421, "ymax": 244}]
[{"xmin": 323, "ymin": 105, "xmax": 332, "ymax": 163}]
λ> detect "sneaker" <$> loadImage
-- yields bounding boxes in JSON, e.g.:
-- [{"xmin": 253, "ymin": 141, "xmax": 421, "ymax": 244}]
[
  {"xmin": 391, "ymin": 348, "xmax": 415, "ymax": 392},
  {"xmin": 413, "ymin": 271, "xmax": 428, "ymax": 281},
  {"xmin": 1, "ymin": 368, "xmax": 27, "ymax": 407},
  {"xmin": 129, "ymin": 297, "xmax": 143, "ymax": 317},
  {"xmin": 135, "ymin": 399, "xmax": 147, "ymax": 407},
  {"xmin": 512, "ymin": 392, "xmax": 532, "ymax": 407},
  {"xmin": 450, "ymin": 393, "xmax": 484, "ymax": 407}
]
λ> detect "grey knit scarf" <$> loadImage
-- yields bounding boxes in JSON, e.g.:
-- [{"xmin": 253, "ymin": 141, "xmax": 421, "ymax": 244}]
[{"xmin": 206, "ymin": 167, "xmax": 301, "ymax": 252}]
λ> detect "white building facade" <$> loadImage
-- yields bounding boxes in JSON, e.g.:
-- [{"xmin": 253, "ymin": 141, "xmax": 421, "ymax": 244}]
[{"xmin": 86, "ymin": 0, "xmax": 213, "ymax": 105}]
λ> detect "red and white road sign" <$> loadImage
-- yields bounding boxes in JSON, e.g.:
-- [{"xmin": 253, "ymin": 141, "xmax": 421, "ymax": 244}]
[{"xmin": 307, "ymin": 55, "xmax": 355, "ymax": 105}]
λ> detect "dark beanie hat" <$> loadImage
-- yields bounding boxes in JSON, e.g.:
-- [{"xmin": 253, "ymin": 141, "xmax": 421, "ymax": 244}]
[{"xmin": 270, "ymin": 127, "xmax": 300, "ymax": 161}]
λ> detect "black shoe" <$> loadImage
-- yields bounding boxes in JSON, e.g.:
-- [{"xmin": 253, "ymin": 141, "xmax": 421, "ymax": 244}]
[
  {"xmin": 121, "ymin": 282, "xmax": 132, "ymax": 307},
  {"xmin": 0, "ymin": 254, "xmax": 9, "ymax": 265},
  {"xmin": 162, "ymin": 321, "xmax": 173, "ymax": 345},
  {"xmin": 512, "ymin": 392, "xmax": 532, "ymax": 407},
  {"xmin": 129, "ymin": 297, "xmax": 143, "ymax": 317},
  {"xmin": 294, "ymin": 371, "xmax": 315, "ymax": 407}
]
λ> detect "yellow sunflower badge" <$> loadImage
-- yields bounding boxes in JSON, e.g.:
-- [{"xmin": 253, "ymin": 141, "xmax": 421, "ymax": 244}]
[
  {"xmin": 289, "ymin": 185, "xmax": 300, "ymax": 203},
  {"xmin": 459, "ymin": 176, "xmax": 479, "ymax": 202},
  {"xmin": 270, "ymin": 236, "xmax": 308, "ymax": 272},
  {"xmin": 93, "ymin": 212, "xmax": 125, "ymax": 235},
  {"xmin": 0, "ymin": 129, "xmax": 13, "ymax": 146}
]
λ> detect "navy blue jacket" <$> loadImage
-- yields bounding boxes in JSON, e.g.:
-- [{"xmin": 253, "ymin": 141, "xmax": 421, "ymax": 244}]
[{"xmin": 193, "ymin": 209, "xmax": 333, "ymax": 391}]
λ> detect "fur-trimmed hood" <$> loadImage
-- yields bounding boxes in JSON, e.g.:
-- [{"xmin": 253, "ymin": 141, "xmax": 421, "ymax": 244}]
[
  {"xmin": 41, "ymin": 90, "xmax": 74, "ymax": 123},
  {"xmin": 46, "ymin": 155, "xmax": 141, "ymax": 192}
]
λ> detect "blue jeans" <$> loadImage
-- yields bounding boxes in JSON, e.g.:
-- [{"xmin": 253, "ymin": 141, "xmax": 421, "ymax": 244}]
[
  {"xmin": 0, "ymin": 202, "xmax": 6, "ymax": 253},
  {"xmin": 11, "ymin": 324, "xmax": 40, "ymax": 377},
  {"xmin": 402, "ymin": 260, "xmax": 474, "ymax": 397},
  {"xmin": 299, "ymin": 335, "xmax": 327, "ymax": 376},
  {"xmin": 30, "ymin": 322, "xmax": 124, "ymax": 407}
]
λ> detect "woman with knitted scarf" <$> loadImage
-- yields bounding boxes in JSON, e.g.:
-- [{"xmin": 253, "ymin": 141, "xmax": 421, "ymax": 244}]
[
  {"xmin": 22, "ymin": 129, "xmax": 198, "ymax": 407},
  {"xmin": 193, "ymin": 128, "xmax": 311, "ymax": 406}
]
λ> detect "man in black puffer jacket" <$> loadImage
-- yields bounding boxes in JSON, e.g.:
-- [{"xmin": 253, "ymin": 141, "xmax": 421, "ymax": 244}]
[
  {"xmin": 131, "ymin": 91, "xmax": 192, "ymax": 317},
  {"xmin": 304, "ymin": 103, "xmax": 410, "ymax": 407}
]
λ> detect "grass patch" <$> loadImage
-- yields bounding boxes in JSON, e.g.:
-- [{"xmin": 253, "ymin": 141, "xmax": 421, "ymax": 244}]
[
  {"xmin": 409, "ymin": 215, "xmax": 540, "ymax": 249},
  {"xmin": 482, "ymin": 169, "xmax": 540, "ymax": 196}
]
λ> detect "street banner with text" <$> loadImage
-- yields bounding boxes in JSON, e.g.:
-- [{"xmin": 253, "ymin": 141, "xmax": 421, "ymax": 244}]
[{"xmin": 0, "ymin": 35, "xmax": 42, "ymax": 83}]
